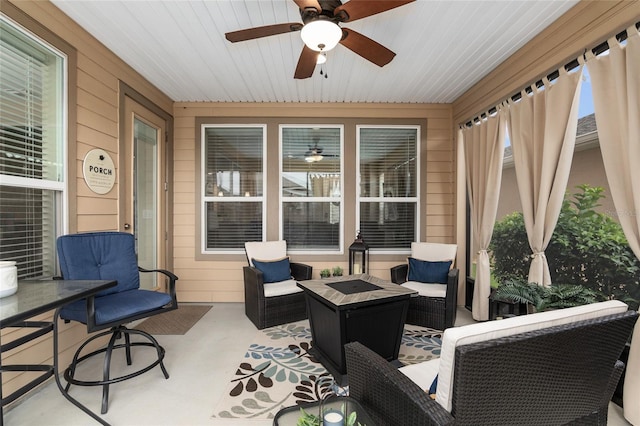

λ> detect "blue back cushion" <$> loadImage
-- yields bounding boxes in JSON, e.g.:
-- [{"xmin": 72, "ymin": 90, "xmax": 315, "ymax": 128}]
[
  {"xmin": 407, "ymin": 258, "xmax": 452, "ymax": 284},
  {"xmin": 57, "ymin": 232, "xmax": 140, "ymax": 296},
  {"xmin": 252, "ymin": 257, "xmax": 291, "ymax": 283}
]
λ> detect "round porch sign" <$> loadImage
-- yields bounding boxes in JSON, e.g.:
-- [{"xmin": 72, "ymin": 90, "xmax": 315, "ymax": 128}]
[{"xmin": 83, "ymin": 148, "xmax": 115, "ymax": 194}]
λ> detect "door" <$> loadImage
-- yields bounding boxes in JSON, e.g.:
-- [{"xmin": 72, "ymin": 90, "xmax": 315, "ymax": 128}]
[{"xmin": 123, "ymin": 97, "xmax": 167, "ymax": 290}]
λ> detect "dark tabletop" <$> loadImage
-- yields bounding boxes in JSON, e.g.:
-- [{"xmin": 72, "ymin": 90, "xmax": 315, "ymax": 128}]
[{"xmin": 0, "ymin": 279, "xmax": 116, "ymax": 327}]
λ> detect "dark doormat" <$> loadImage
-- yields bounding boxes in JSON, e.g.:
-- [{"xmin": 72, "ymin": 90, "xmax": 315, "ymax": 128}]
[{"xmin": 134, "ymin": 305, "xmax": 212, "ymax": 335}]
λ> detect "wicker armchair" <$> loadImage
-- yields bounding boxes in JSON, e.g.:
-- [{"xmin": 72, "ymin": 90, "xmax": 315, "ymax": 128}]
[
  {"xmin": 345, "ymin": 307, "xmax": 638, "ymax": 426},
  {"xmin": 243, "ymin": 241, "xmax": 312, "ymax": 329},
  {"xmin": 390, "ymin": 242, "xmax": 458, "ymax": 330}
]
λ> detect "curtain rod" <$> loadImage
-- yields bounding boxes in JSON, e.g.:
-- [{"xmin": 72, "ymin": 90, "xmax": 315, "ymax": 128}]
[{"xmin": 463, "ymin": 21, "xmax": 640, "ymax": 128}]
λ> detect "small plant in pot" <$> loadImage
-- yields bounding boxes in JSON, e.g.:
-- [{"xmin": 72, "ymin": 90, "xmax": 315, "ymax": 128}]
[
  {"xmin": 320, "ymin": 269, "xmax": 331, "ymax": 278},
  {"xmin": 332, "ymin": 266, "xmax": 343, "ymax": 277}
]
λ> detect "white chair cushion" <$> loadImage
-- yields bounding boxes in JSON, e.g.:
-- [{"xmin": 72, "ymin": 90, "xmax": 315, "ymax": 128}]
[
  {"xmin": 405, "ymin": 300, "xmax": 628, "ymax": 412},
  {"xmin": 411, "ymin": 242, "xmax": 457, "ymax": 268},
  {"xmin": 244, "ymin": 241, "xmax": 287, "ymax": 267},
  {"xmin": 399, "ymin": 357, "xmax": 440, "ymax": 392},
  {"xmin": 402, "ymin": 281, "xmax": 447, "ymax": 298},
  {"xmin": 262, "ymin": 279, "xmax": 303, "ymax": 298}
]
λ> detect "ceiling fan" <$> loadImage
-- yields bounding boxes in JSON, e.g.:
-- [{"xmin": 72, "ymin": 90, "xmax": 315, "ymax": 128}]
[
  {"xmin": 303, "ymin": 143, "xmax": 338, "ymax": 162},
  {"xmin": 225, "ymin": 0, "xmax": 415, "ymax": 79}
]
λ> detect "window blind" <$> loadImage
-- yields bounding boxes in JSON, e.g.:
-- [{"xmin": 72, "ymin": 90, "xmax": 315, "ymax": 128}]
[
  {"xmin": 0, "ymin": 32, "xmax": 45, "ymax": 178},
  {"xmin": 0, "ymin": 18, "xmax": 63, "ymax": 279},
  {"xmin": 358, "ymin": 127, "xmax": 418, "ymax": 250},
  {"xmin": 281, "ymin": 126, "xmax": 342, "ymax": 252},
  {"xmin": 203, "ymin": 126, "xmax": 264, "ymax": 251}
]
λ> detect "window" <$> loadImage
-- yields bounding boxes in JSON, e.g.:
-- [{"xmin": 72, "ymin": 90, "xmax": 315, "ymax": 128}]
[
  {"xmin": 357, "ymin": 126, "xmax": 418, "ymax": 251},
  {"xmin": 0, "ymin": 16, "xmax": 66, "ymax": 279},
  {"xmin": 281, "ymin": 125, "xmax": 343, "ymax": 252},
  {"xmin": 201, "ymin": 125, "xmax": 265, "ymax": 252}
]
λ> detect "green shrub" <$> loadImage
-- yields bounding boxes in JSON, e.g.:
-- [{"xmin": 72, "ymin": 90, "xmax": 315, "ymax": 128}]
[
  {"xmin": 490, "ymin": 184, "xmax": 640, "ymax": 310},
  {"xmin": 493, "ymin": 279, "xmax": 599, "ymax": 312},
  {"xmin": 491, "ymin": 212, "xmax": 530, "ymax": 282}
]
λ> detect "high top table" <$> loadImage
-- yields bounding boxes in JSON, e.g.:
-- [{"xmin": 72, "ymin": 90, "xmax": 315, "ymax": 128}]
[
  {"xmin": 1, "ymin": 279, "xmax": 116, "ymax": 426},
  {"xmin": 297, "ymin": 274, "xmax": 416, "ymax": 384}
]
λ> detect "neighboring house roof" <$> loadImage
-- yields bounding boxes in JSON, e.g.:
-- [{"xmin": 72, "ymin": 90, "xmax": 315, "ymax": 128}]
[
  {"xmin": 503, "ymin": 113, "xmax": 598, "ymax": 161},
  {"xmin": 576, "ymin": 113, "xmax": 597, "ymax": 135}
]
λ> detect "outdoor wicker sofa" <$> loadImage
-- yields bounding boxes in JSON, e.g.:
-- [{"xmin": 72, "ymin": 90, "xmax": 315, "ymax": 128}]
[{"xmin": 345, "ymin": 300, "xmax": 638, "ymax": 426}]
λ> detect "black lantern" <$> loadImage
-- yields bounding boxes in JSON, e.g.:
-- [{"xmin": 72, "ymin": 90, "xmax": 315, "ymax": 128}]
[{"xmin": 349, "ymin": 232, "xmax": 369, "ymax": 275}]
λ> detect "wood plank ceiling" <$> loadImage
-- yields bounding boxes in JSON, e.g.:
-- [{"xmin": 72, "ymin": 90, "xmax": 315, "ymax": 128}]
[{"xmin": 51, "ymin": 0, "xmax": 579, "ymax": 104}]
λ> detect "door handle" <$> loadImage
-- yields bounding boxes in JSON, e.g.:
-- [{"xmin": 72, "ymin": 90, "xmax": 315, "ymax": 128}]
[{"xmin": 124, "ymin": 223, "xmax": 131, "ymax": 230}]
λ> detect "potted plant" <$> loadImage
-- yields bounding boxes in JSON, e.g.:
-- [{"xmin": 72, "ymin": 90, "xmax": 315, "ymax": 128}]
[
  {"xmin": 332, "ymin": 266, "xmax": 343, "ymax": 277},
  {"xmin": 297, "ymin": 406, "xmax": 359, "ymax": 426},
  {"xmin": 493, "ymin": 278, "xmax": 601, "ymax": 313},
  {"xmin": 320, "ymin": 269, "xmax": 331, "ymax": 279}
]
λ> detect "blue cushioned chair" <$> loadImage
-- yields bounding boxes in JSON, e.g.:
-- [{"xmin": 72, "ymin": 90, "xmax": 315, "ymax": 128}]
[{"xmin": 56, "ymin": 231, "xmax": 178, "ymax": 414}]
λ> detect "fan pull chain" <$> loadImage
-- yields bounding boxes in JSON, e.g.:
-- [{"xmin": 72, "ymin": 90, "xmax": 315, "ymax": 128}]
[{"xmin": 319, "ymin": 65, "xmax": 328, "ymax": 79}]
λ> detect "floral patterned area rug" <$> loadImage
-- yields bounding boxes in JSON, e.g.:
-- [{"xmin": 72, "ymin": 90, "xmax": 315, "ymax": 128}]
[{"xmin": 212, "ymin": 320, "xmax": 441, "ymax": 420}]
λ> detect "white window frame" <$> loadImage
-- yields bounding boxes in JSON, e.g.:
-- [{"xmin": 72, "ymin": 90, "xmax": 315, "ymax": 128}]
[
  {"xmin": 200, "ymin": 123, "xmax": 267, "ymax": 254},
  {"xmin": 356, "ymin": 124, "xmax": 420, "ymax": 254},
  {"xmin": 279, "ymin": 124, "xmax": 344, "ymax": 254},
  {"xmin": 0, "ymin": 15, "xmax": 68, "ymax": 278}
]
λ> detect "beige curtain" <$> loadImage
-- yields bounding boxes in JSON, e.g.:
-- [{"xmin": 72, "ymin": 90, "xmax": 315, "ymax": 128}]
[
  {"xmin": 506, "ymin": 67, "xmax": 583, "ymax": 286},
  {"xmin": 310, "ymin": 173, "xmax": 340, "ymax": 197},
  {"xmin": 462, "ymin": 110, "xmax": 506, "ymax": 321},
  {"xmin": 586, "ymin": 24, "xmax": 640, "ymax": 424},
  {"xmin": 586, "ymin": 26, "xmax": 640, "ymax": 261}
]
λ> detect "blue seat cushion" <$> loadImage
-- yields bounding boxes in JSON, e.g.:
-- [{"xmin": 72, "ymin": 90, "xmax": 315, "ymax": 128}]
[
  {"xmin": 407, "ymin": 258, "xmax": 452, "ymax": 284},
  {"xmin": 252, "ymin": 257, "xmax": 292, "ymax": 283},
  {"xmin": 60, "ymin": 289, "xmax": 172, "ymax": 325}
]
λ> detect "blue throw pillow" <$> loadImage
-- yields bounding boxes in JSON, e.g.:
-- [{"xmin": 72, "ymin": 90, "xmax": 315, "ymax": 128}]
[
  {"xmin": 407, "ymin": 258, "xmax": 452, "ymax": 284},
  {"xmin": 252, "ymin": 257, "xmax": 292, "ymax": 283},
  {"xmin": 428, "ymin": 374, "xmax": 438, "ymax": 398}
]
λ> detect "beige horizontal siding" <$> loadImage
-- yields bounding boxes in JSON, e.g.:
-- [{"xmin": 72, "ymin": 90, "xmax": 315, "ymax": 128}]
[{"xmin": 172, "ymin": 103, "xmax": 455, "ymax": 303}]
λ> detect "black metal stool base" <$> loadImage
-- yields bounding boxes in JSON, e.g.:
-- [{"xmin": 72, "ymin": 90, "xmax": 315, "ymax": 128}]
[{"xmin": 63, "ymin": 325, "xmax": 169, "ymax": 414}]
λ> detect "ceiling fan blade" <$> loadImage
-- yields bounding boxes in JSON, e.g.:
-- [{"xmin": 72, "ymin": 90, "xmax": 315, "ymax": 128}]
[
  {"xmin": 293, "ymin": 0, "xmax": 321, "ymax": 13},
  {"xmin": 225, "ymin": 23, "xmax": 303, "ymax": 43},
  {"xmin": 294, "ymin": 45, "xmax": 317, "ymax": 79},
  {"xmin": 335, "ymin": 0, "xmax": 415, "ymax": 22},
  {"xmin": 340, "ymin": 28, "xmax": 396, "ymax": 67}
]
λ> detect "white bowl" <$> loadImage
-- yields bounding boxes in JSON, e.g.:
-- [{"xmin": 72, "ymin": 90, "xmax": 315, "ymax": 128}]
[{"xmin": 0, "ymin": 260, "xmax": 18, "ymax": 298}]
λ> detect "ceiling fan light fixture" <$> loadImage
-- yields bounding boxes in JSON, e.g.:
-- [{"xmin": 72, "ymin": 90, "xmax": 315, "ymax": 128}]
[
  {"xmin": 301, "ymin": 20, "xmax": 342, "ymax": 52},
  {"xmin": 305, "ymin": 153, "xmax": 324, "ymax": 162}
]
